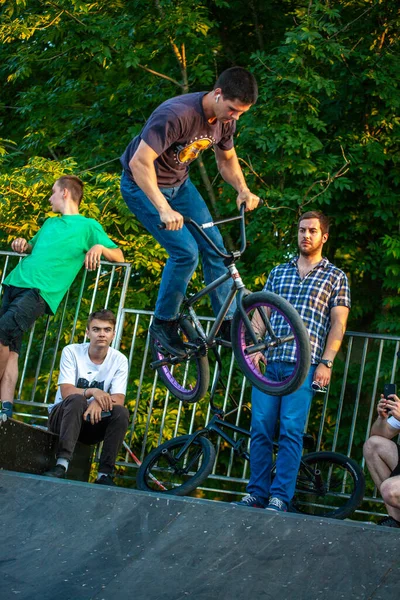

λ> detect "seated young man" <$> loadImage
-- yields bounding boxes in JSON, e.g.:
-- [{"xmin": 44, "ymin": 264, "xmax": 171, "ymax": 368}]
[
  {"xmin": 0, "ymin": 175, "xmax": 124, "ymax": 419},
  {"xmin": 363, "ymin": 390, "xmax": 400, "ymax": 527},
  {"xmin": 43, "ymin": 309, "xmax": 129, "ymax": 486}
]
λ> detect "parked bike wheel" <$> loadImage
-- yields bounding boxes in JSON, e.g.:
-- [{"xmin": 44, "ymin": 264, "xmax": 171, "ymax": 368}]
[
  {"xmin": 151, "ymin": 318, "xmax": 210, "ymax": 403},
  {"xmin": 291, "ymin": 451, "xmax": 365, "ymax": 519},
  {"xmin": 136, "ymin": 434, "xmax": 216, "ymax": 496},
  {"xmin": 231, "ymin": 291, "xmax": 311, "ymax": 395}
]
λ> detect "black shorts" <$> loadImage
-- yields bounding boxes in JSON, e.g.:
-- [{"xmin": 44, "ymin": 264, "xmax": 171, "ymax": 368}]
[
  {"xmin": 0, "ymin": 285, "xmax": 48, "ymax": 354},
  {"xmin": 390, "ymin": 444, "xmax": 400, "ymax": 478}
]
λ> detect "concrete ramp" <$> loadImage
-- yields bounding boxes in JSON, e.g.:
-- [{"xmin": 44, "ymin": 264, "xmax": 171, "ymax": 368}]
[{"xmin": 0, "ymin": 470, "xmax": 398, "ymax": 600}]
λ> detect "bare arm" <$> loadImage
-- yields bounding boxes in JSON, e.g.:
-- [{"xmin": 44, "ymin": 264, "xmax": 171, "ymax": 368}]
[
  {"xmin": 370, "ymin": 394, "xmax": 400, "ymax": 439},
  {"xmin": 60, "ymin": 383, "xmax": 113, "ymax": 411},
  {"xmin": 314, "ymin": 305, "xmax": 350, "ymax": 387},
  {"xmin": 11, "ymin": 238, "xmax": 32, "ymax": 254},
  {"xmin": 214, "ymin": 146, "xmax": 259, "ymax": 211},
  {"xmin": 129, "ymin": 140, "xmax": 183, "ymax": 230}
]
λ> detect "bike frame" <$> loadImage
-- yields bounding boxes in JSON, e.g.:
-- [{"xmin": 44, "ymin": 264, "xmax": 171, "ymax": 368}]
[
  {"xmin": 171, "ymin": 404, "xmax": 316, "ymax": 473},
  {"xmin": 178, "ymin": 205, "xmax": 260, "ymax": 347}
]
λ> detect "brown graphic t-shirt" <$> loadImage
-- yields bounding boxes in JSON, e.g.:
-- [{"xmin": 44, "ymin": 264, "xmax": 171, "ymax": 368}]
[{"xmin": 120, "ymin": 92, "xmax": 235, "ymax": 188}]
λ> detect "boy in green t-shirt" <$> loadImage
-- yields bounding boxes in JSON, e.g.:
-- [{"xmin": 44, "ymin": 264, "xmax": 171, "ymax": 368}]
[{"xmin": 0, "ymin": 175, "xmax": 124, "ymax": 418}]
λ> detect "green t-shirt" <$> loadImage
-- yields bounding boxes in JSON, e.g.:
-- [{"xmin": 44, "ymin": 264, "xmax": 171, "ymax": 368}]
[{"xmin": 4, "ymin": 215, "xmax": 118, "ymax": 314}]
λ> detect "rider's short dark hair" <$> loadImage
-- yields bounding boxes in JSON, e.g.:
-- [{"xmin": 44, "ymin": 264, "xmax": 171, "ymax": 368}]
[
  {"xmin": 56, "ymin": 175, "xmax": 84, "ymax": 205},
  {"xmin": 214, "ymin": 67, "xmax": 258, "ymax": 105},
  {"xmin": 87, "ymin": 309, "xmax": 117, "ymax": 329},
  {"xmin": 298, "ymin": 211, "xmax": 330, "ymax": 235}
]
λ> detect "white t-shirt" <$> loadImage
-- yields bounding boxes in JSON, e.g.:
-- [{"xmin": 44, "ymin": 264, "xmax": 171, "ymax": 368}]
[{"xmin": 51, "ymin": 343, "xmax": 128, "ymax": 409}]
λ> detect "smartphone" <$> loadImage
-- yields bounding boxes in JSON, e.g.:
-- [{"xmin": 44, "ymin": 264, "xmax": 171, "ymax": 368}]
[
  {"xmin": 86, "ymin": 411, "xmax": 112, "ymax": 422},
  {"xmin": 384, "ymin": 383, "xmax": 397, "ymax": 399}
]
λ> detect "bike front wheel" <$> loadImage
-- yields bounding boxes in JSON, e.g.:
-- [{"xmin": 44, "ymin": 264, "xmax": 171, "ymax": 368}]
[
  {"xmin": 151, "ymin": 318, "xmax": 210, "ymax": 403},
  {"xmin": 291, "ymin": 451, "xmax": 365, "ymax": 519},
  {"xmin": 231, "ymin": 291, "xmax": 311, "ymax": 395},
  {"xmin": 136, "ymin": 434, "xmax": 216, "ymax": 496}
]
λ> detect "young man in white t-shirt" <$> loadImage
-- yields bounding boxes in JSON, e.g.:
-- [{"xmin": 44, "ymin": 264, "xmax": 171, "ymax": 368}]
[
  {"xmin": 363, "ymin": 389, "xmax": 400, "ymax": 527},
  {"xmin": 43, "ymin": 309, "xmax": 129, "ymax": 486}
]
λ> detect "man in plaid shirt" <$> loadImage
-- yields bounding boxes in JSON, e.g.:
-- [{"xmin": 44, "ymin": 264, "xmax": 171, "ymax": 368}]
[{"xmin": 236, "ymin": 211, "xmax": 351, "ymax": 512}]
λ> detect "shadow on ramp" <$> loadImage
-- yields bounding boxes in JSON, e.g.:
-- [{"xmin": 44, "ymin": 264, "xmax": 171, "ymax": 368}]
[{"xmin": 0, "ymin": 470, "xmax": 398, "ymax": 600}]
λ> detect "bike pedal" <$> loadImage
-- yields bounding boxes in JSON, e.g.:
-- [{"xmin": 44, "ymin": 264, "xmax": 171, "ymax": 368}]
[{"xmin": 150, "ymin": 355, "xmax": 186, "ymax": 370}]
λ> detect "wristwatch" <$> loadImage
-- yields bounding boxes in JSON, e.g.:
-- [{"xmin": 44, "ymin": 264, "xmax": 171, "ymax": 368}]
[{"xmin": 319, "ymin": 359, "xmax": 333, "ymax": 369}]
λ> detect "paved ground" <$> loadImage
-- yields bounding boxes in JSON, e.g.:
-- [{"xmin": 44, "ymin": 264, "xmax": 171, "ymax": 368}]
[{"xmin": 1, "ymin": 470, "xmax": 398, "ymax": 600}]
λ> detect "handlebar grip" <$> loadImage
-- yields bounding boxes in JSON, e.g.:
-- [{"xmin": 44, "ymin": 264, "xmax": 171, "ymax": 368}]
[
  {"xmin": 239, "ymin": 198, "xmax": 264, "ymax": 210},
  {"xmin": 157, "ymin": 216, "xmax": 192, "ymax": 230}
]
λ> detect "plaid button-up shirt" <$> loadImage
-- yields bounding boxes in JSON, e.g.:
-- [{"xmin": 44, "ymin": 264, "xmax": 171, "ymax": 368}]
[{"xmin": 264, "ymin": 257, "xmax": 351, "ymax": 364}]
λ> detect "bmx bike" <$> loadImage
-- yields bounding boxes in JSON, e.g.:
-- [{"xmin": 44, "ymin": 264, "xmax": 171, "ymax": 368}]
[
  {"xmin": 136, "ymin": 389, "xmax": 365, "ymax": 520},
  {"xmin": 150, "ymin": 204, "xmax": 311, "ymax": 404}
]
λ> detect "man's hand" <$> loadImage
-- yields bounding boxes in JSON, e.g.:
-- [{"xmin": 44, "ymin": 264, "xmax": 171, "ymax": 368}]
[
  {"xmin": 236, "ymin": 189, "xmax": 260, "ymax": 212},
  {"xmin": 83, "ymin": 400, "xmax": 103, "ymax": 425},
  {"xmin": 87, "ymin": 388, "xmax": 113, "ymax": 411},
  {"xmin": 11, "ymin": 238, "xmax": 29, "ymax": 254},
  {"xmin": 85, "ymin": 245, "xmax": 104, "ymax": 270},
  {"xmin": 313, "ymin": 363, "xmax": 332, "ymax": 388},
  {"xmin": 159, "ymin": 207, "xmax": 184, "ymax": 231},
  {"xmin": 383, "ymin": 394, "xmax": 400, "ymax": 420}
]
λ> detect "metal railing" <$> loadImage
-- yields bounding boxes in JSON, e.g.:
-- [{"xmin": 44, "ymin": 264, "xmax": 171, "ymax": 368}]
[
  {"xmin": 0, "ymin": 250, "xmax": 131, "ymax": 419},
  {"xmin": 1, "ymin": 250, "xmax": 399, "ymax": 519}
]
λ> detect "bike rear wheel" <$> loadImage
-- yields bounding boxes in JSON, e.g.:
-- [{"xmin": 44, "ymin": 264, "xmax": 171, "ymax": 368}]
[
  {"xmin": 291, "ymin": 451, "xmax": 365, "ymax": 519},
  {"xmin": 151, "ymin": 318, "xmax": 210, "ymax": 403},
  {"xmin": 231, "ymin": 291, "xmax": 311, "ymax": 395},
  {"xmin": 136, "ymin": 434, "xmax": 216, "ymax": 496}
]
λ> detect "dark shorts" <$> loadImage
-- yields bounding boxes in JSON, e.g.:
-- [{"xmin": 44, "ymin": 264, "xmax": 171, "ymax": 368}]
[
  {"xmin": 0, "ymin": 285, "xmax": 48, "ymax": 354},
  {"xmin": 390, "ymin": 444, "xmax": 400, "ymax": 478}
]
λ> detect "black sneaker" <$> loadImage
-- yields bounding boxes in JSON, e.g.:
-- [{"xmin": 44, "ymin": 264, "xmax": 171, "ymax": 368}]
[
  {"xmin": 95, "ymin": 474, "xmax": 116, "ymax": 486},
  {"xmin": 377, "ymin": 516, "xmax": 400, "ymax": 528},
  {"xmin": 42, "ymin": 464, "xmax": 66, "ymax": 479},
  {"xmin": 150, "ymin": 319, "xmax": 187, "ymax": 358},
  {"xmin": 232, "ymin": 494, "xmax": 267, "ymax": 508}
]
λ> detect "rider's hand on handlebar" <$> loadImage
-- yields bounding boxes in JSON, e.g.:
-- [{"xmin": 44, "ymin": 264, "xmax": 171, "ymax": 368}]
[
  {"xmin": 236, "ymin": 189, "xmax": 260, "ymax": 212},
  {"xmin": 159, "ymin": 207, "xmax": 184, "ymax": 231}
]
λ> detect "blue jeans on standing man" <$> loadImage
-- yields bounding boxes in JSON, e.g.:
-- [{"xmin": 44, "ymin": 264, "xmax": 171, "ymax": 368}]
[
  {"xmin": 247, "ymin": 362, "xmax": 316, "ymax": 506},
  {"xmin": 120, "ymin": 172, "xmax": 235, "ymax": 321}
]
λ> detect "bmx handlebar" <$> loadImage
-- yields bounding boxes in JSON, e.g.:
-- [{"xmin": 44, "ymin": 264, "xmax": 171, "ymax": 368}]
[{"xmin": 157, "ymin": 200, "xmax": 262, "ymax": 261}]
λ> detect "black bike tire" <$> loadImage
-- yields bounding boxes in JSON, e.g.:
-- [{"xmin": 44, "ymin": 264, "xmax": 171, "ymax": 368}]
[
  {"xmin": 151, "ymin": 318, "xmax": 210, "ymax": 403},
  {"xmin": 291, "ymin": 451, "xmax": 365, "ymax": 519},
  {"xmin": 136, "ymin": 434, "xmax": 216, "ymax": 496},
  {"xmin": 231, "ymin": 291, "xmax": 311, "ymax": 396}
]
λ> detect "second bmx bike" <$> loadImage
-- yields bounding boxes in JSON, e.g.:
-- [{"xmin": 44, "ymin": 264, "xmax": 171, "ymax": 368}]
[{"xmin": 136, "ymin": 398, "xmax": 365, "ymax": 520}]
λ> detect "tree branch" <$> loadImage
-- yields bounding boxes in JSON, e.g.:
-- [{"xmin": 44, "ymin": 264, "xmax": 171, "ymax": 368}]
[
  {"xmin": 300, "ymin": 146, "xmax": 350, "ymax": 209},
  {"xmin": 137, "ymin": 64, "xmax": 184, "ymax": 89}
]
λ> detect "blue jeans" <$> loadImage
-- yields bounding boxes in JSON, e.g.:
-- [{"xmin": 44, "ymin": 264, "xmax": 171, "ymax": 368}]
[
  {"xmin": 120, "ymin": 172, "xmax": 235, "ymax": 321},
  {"xmin": 247, "ymin": 362, "xmax": 316, "ymax": 505}
]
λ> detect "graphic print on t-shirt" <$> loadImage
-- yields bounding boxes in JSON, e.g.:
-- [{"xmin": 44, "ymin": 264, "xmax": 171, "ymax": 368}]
[
  {"xmin": 174, "ymin": 136, "xmax": 215, "ymax": 165},
  {"xmin": 77, "ymin": 377, "xmax": 104, "ymax": 391}
]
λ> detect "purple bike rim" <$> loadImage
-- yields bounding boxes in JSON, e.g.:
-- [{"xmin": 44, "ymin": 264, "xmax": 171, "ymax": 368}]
[{"xmin": 238, "ymin": 301, "xmax": 300, "ymax": 387}]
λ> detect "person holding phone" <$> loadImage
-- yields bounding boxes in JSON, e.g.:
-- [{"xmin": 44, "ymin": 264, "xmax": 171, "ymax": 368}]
[{"xmin": 363, "ymin": 384, "xmax": 400, "ymax": 527}]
